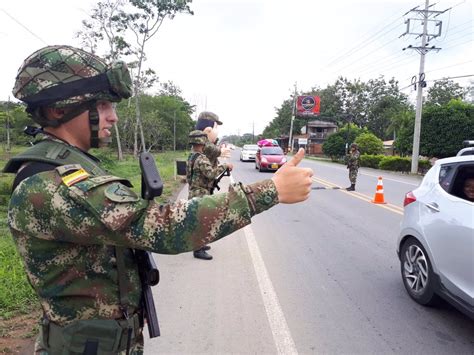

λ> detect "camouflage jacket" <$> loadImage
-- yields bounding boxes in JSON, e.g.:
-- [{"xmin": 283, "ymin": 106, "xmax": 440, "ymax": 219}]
[
  {"xmin": 6, "ymin": 139, "xmax": 278, "ymax": 326},
  {"xmin": 186, "ymin": 152, "xmax": 227, "ymax": 198},
  {"xmin": 347, "ymin": 150, "xmax": 360, "ymax": 169},
  {"xmin": 203, "ymin": 141, "xmax": 221, "ymax": 167}
]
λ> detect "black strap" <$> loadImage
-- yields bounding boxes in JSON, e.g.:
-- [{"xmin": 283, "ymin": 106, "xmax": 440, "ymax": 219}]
[
  {"xmin": 12, "ymin": 162, "xmax": 58, "ymax": 192},
  {"xmin": 23, "ymin": 73, "xmax": 111, "ymax": 108}
]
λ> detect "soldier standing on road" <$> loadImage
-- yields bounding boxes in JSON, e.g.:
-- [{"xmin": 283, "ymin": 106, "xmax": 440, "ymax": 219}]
[
  {"xmin": 5, "ymin": 45, "xmax": 313, "ymax": 354},
  {"xmin": 186, "ymin": 130, "xmax": 233, "ymax": 260},
  {"xmin": 346, "ymin": 143, "xmax": 360, "ymax": 191}
]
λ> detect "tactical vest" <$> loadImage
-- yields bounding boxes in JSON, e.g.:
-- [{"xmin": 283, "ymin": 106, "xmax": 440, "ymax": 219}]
[
  {"xmin": 4, "ymin": 138, "xmax": 141, "ymax": 355},
  {"xmin": 4, "ymin": 138, "xmax": 107, "ymax": 176}
]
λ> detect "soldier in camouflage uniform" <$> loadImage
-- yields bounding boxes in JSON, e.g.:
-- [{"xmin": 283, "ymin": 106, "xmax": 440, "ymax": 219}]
[
  {"xmin": 5, "ymin": 45, "xmax": 313, "ymax": 354},
  {"xmin": 186, "ymin": 130, "xmax": 233, "ymax": 260},
  {"xmin": 196, "ymin": 111, "xmax": 230, "ymax": 167},
  {"xmin": 346, "ymin": 143, "xmax": 360, "ymax": 191}
]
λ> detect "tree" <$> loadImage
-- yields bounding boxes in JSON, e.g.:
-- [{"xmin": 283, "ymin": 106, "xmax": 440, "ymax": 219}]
[
  {"xmin": 114, "ymin": 0, "xmax": 193, "ymax": 154},
  {"xmin": 322, "ymin": 124, "xmax": 364, "ymax": 159},
  {"xmin": 262, "ymin": 95, "xmax": 305, "ymax": 139},
  {"xmin": 355, "ymin": 132, "xmax": 384, "ymax": 155},
  {"xmin": 420, "ymin": 100, "xmax": 474, "ymax": 158},
  {"xmin": 427, "ymin": 79, "xmax": 465, "ymax": 106}
]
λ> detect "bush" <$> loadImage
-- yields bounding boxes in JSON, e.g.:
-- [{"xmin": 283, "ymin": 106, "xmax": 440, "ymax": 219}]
[
  {"xmin": 323, "ymin": 124, "xmax": 364, "ymax": 159},
  {"xmin": 355, "ymin": 132, "xmax": 384, "ymax": 155},
  {"xmin": 378, "ymin": 156, "xmax": 411, "ymax": 172},
  {"xmin": 359, "ymin": 154, "xmax": 384, "ymax": 168},
  {"xmin": 418, "ymin": 159, "xmax": 432, "ymax": 174}
]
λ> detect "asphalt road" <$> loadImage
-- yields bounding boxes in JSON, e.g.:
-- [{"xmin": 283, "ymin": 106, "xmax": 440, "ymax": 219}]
[{"xmin": 145, "ymin": 150, "xmax": 474, "ymax": 354}]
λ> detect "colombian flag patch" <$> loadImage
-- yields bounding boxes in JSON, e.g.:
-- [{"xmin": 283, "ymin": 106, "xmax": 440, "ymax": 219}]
[{"xmin": 62, "ymin": 168, "xmax": 90, "ymax": 187}]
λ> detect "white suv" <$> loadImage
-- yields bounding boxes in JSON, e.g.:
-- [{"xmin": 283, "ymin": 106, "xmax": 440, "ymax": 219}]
[
  {"xmin": 397, "ymin": 154, "xmax": 474, "ymax": 319},
  {"xmin": 240, "ymin": 144, "xmax": 258, "ymax": 162}
]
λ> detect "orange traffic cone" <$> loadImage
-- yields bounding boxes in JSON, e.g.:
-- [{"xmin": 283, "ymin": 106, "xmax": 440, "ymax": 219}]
[{"xmin": 372, "ymin": 176, "xmax": 387, "ymax": 204}]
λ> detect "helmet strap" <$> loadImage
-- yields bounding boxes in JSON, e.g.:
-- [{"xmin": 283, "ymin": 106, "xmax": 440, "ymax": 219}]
[{"xmin": 88, "ymin": 102, "xmax": 100, "ymax": 149}]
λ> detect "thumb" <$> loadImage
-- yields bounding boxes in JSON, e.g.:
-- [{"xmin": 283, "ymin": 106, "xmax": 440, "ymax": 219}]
[{"xmin": 286, "ymin": 148, "xmax": 305, "ymax": 167}]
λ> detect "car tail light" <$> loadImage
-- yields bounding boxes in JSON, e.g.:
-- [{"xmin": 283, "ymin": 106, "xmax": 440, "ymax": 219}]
[{"xmin": 403, "ymin": 191, "xmax": 417, "ymax": 207}]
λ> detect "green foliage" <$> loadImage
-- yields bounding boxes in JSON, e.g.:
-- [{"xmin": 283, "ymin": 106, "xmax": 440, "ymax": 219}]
[
  {"xmin": 427, "ymin": 79, "xmax": 465, "ymax": 106},
  {"xmin": 262, "ymin": 98, "xmax": 305, "ymax": 139},
  {"xmin": 0, "ymin": 235, "xmax": 38, "ymax": 318},
  {"xmin": 420, "ymin": 100, "xmax": 474, "ymax": 158},
  {"xmin": 418, "ymin": 159, "xmax": 432, "ymax": 174},
  {"xmin": 359, "ymin": 154, "xmax": 385, "ymax": 169},
  {"xmin": 354, "ymin": 132, "xmax": 384, "ymax": 155},
  {"xmin": 378, "ymin": 156, "xmax": 411, "ymax": 172},
  {"xmin": 322, "ymin": 124, "xmax": 364, "ymax": 159}
]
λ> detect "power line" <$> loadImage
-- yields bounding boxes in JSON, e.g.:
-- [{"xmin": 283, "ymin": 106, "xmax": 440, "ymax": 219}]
[{"xmin": 1, "ymin": 9, "xmax": 48, "ymax": 45}]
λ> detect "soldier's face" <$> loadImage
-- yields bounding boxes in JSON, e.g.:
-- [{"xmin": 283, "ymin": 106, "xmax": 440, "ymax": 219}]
[
  {"xmin": 97, "ymin": 101, "xmax": 118, "ymax": 140},
  {"xmin": 204, "ymin": 122, "xmax": 219, "ymax": 144}
]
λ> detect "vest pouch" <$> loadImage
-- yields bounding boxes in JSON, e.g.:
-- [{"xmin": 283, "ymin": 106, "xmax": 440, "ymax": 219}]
[{"xmin": 45, "ymin": 317, "xmax": 139, "ymax": 355}]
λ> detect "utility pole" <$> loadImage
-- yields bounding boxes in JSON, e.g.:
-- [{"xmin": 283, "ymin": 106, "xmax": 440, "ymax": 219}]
[
  {"xmin": 288, "ymin": 82, "xmax": 297, "ymax": 153},
  {"xmin": 173, "ymin": 111, "xmax": 176, "ymax": 151},
  {"xmin": 401, "ymin": 0, "xmax": 447, "ymax": 173},
  {"xmin": 252, "ymin": 121, "xmax": 254, "ymax": 143}
]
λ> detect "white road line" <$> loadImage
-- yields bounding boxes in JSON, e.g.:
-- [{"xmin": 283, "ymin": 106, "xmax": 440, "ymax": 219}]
[
  {"xmin": 244, "ymin": 226, "xmax": 298, "ymax": 355},
  {"xmin": 230, "ymin": 175, "xmax": 298, "ymax": 355}
]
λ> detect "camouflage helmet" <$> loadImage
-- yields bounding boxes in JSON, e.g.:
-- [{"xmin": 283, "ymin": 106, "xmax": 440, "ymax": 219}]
[
  {"xmin": 188, "ymin": 130, "xmax": 208, "ymax": 145},
  {"xmin": 197, "ymin": 111, "xmax": 222, "ymax": 125},
  {"xmin": 13, "ymin": 45, "xmax": 132, "ymax": 127},
  {"xmin": 350, "ymin": 143, "xmax": 359, "ymax": 149}
]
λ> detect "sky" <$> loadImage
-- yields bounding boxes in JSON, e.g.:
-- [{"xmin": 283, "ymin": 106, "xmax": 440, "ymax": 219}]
[{"xmin": 0, "ymin": 0, "xmax": 472, "ymax": 137}]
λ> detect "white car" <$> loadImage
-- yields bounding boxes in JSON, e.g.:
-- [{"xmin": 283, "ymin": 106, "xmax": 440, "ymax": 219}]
[
  {"xmin": 397, "ymin": 154, "xmax": 474, "ymax": 319},
  {"xmin": 240, "ymin": 144, "xmax": 258, "ymax": 161}
]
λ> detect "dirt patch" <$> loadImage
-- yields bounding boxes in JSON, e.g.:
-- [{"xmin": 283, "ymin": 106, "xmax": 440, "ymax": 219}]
[{"xmin": 0, "ymin": 311, "xmax": 40, "ymax": 354}]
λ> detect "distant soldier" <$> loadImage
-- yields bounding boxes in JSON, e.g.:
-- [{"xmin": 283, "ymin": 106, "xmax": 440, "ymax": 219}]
[
  {"xmin": 346, "ymin": 143, "xmax": 360, "ymax": 191},
  {"xmin": 186, "ymin": 130, "xmax": 233, "ymax": 260},
  {"xmin": 196, "ymin": 111, "xmax": 230, "ymax": 167}
]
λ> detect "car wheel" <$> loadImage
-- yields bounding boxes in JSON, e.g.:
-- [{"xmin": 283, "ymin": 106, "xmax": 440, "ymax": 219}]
[
  {"xmin": 255, "ymin": 162, "xmax": 258, "ymax": 169},
  {"xmin": 259, "ymin": 164, "xmax": 264, "ymax": 172},
  {"xmin": 400, "ymin": 237, "xmax": 440, "ymax": 306}
]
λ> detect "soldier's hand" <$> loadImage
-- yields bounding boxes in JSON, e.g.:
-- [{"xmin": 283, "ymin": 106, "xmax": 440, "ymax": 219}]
[
  {"xmin": 220, "ymin": 147, "xmax": 231, "ymax": 158},
  {"xmin": 226, "ymin": 163, "xmax": 234, "ymax": 171},
  {"xmin": 272, "ymin": 148, "xmax": 313, "ymax": 204}
]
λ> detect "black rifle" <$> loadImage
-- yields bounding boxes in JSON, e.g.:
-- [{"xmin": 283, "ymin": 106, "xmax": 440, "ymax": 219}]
[
  {"xmin": 136, "ymin": 152, "xmax": 164, "ymax": 338},
  {"xmin": 210, "ymin": 168, "xmax": 230, "ymax": 195}
]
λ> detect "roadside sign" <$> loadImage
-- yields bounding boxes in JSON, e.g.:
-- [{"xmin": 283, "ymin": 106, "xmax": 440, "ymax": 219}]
[{"xmin": 298, "ymin": 138, "xmax": 308, "ymax": 145}]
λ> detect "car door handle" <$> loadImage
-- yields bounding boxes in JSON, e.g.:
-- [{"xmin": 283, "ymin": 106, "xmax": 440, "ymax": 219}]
[{"xmin": 425, "ymin": 202, "xmax": 440, "ymax": 212}]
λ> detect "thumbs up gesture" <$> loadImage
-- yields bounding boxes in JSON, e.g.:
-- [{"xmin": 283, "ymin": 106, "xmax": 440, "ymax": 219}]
[{"xmin": 271, "ymin": 148, "xmax": 313, "ymax": 204}]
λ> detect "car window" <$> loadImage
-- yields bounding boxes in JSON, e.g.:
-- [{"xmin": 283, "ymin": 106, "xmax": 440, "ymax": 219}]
[
  {"xmin": 262, "ymin": 147, "xmax": 283, "ymax": 155},
  {"xmin": 450, "ymin": 164, "xmax": 474, "ymax": 202},
  {"xmin": 243, "ymin": 145, "xmax": 258, "ymax": 151},
  {"xmin": 439, "ymin": 164, "xmax": 457, "ymax": 192}
]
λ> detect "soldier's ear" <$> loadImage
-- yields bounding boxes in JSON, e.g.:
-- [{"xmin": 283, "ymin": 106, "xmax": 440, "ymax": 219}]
[
  {"xmin": 203, "ymin": 127, "xmax": 212, "ymax": 134},
  {"xmin": 44, "ymin": 107, "xmax": 67, "ymax": 120}
]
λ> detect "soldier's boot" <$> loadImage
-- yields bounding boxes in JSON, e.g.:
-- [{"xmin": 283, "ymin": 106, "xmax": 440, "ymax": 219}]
[
  {"xmin": 203, "ymin": 245, "xmax": 211, "ymax": 251},
  {"xmin": 346, "ymin": 184, "xmax": 355, "ymax": 191},
  {"xmin": 193, "ymin": 248, "xmax": 213, "ymax": 260}
]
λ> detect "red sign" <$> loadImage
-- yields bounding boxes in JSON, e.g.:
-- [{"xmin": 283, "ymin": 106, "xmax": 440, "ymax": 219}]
[{"xmin": 296, "ymin": 96, "xmax": 320, "ymax": 117}]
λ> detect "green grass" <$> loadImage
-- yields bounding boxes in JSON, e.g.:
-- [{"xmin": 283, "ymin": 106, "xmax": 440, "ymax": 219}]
[{"xmin": 0, "ymin": 146, "xmax": 187, "ymax": 318}]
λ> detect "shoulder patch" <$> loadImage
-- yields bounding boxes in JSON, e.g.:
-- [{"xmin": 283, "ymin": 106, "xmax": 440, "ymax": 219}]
[
  {"xmin": 104, "ymin": 183, "xmax": 139, "ymax": 203},
  {"xmin": 61, "ymin": 168, "xmax": 90, "ymax": 187}
]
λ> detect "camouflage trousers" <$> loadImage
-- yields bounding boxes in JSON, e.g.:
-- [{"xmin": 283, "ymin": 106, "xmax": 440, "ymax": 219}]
[
  {"xmin": 34, "ymin": 328, "xmax": 145, "ymax": 355},
  {"xmin": 348, "ymin": 167, "xmax": 358, "ymax": 184}
]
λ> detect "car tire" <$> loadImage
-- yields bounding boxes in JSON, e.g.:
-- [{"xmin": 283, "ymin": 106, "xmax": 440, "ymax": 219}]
[
  {"xmin": 255, "ymin": 162, "xmax": 258, "ymax": 170},
  {"xmin": 259, "ymin": 164, "xmax": 264, "ymax": 172},
  {"xmin": 400, "ymin": 237, "xmax": 440, "ymax": 306}
]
